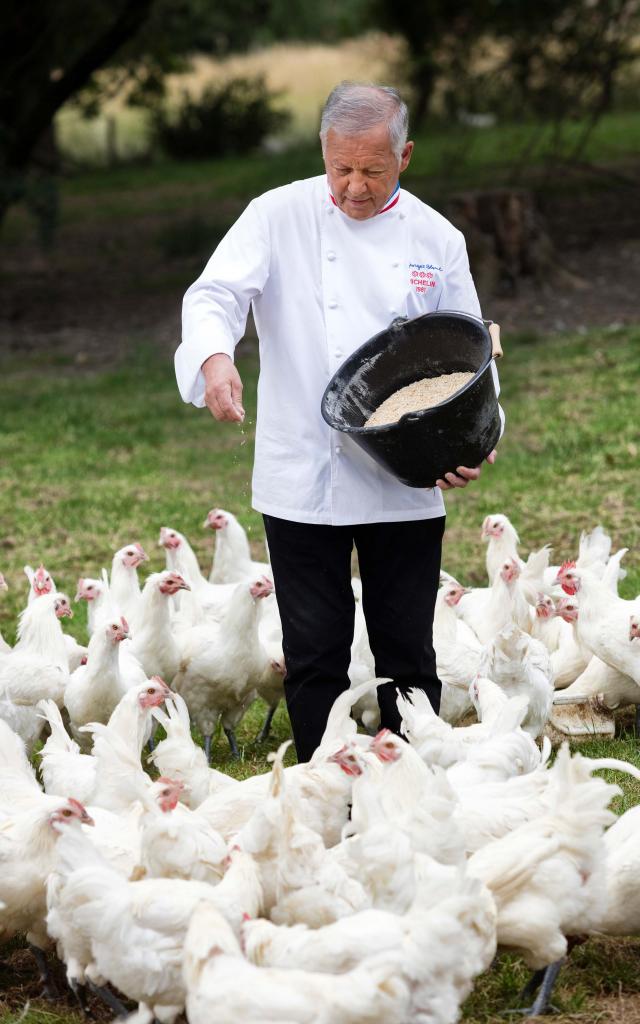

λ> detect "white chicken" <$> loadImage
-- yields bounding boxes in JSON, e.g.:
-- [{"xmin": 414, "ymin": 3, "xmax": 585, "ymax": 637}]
[
  {"xmin": 24, "ymin": 562, "xmax": 56, "ymax": 603},
  {"xmin": 357, "ymin": 730, "xmax": 467, "ymax": 867},
  {"xmin": 174, "ymin": 575, "xmax": 274, "ymax": 759},
  {"xmin": 433, "ymin": 578, "xmax": 482, "ymax": 722},
  {"xmin": 149, "ymin": 694, "xmax": 237, "ymax": 808},
  {"xmin": 158, "ymin": 524, "xmax": 240, "ymax": 626},
  {"xmin": 129, "ymin": 571, "xmax": 190, "ymax": 683},
  {"xmin": 195, "ymin": 680, "xmax": 378, "ymax": 845},
  {"xmin": 38, "ymin": 699, "xmax": 96, "ymax": 804},
  {"xmin": 64, "ymin": 615, "xmax": 132, "ymax": 737},
  {"xmin": 445, "ymin": 680, "xmax": 545, "ymax": 788},
  {"xmin": 0, "ymin": 795, "xmax": 94, "ymax": 951},
  {"xmin": 24, "ymin": 563, "xmax": 87, "ymax": 671},
  {"xmin": 139, "ymin": 776, "xmax": 228, "ymax": 885},
  {"xmin": 531, "ymin": 592, "xmax": 569, "ymax": 652},
  {"xmin": 479, "ymin": 623, "xmax": 554, "ymax": 738},
  {"xmin": 481, "ymin": 514, "xmax": 554, "ymax": 598},
  {"xmin": 183, "ymin": 901, "xmax": 411, "ymax": 1024},
  {"xmin": 40, "ymin": 678, "xmax": 174, "ymax": 809},
  {"xmin": 595, "ymin": 804, "xmax": 640, "ymax": 936},
  {"xmin": 397, "ymin": 681, "xmax": 531, "ymax": 769},
  {"xmin": 205, "ymin": 507, "xmax": 270, "ymax": 583},
  {"xmin": 110, "ymin": 541, "xmax": 148, "ymax": 625},
  {"xmin": 556, "ymin": 561, "xmax": 640, "ymax": 684},
  {"xmin": 0, "ymin": 720, "xmax": 95, "ymax": 991},
  {"xmin": 52, "ymin": 828, "xmax": 262, "ymax": 1024},
  {"xmin": 558, "ymin": 652, "xmax": 640, "ymax": 712},
  {"xmin": 253, "ymin": 592, "xmax": 285, "ymax": 741},
  {"xmin": 242, "ymin": 866, "xmax": 497, "ymax": 1024},
  {"xmin": 458, "ymin": 558, "xmax": 534, "ymax": 644},
  {"xmin": 550, "ymin": 596, "xmax": 593, "ymax": 687},
  {"xmin": 75, "ymin": 570, "xmax": 117, "ymax": 634},
  {"xmin": 466, "ymin": 745, "xmax": 621, "ymax": 1015},
  {"xmin": 334, "ymin": 766, "xmax": 420, "ymax": 912},
  {"xmin": 0, "ymin": 593, "xmax": 73, "ymax": 749},
  {"xmin": 75, "ymin": 573, "xmax": 148, "ymax": 686},
  {"xmin": 348, "ymin": 587, "xmax": 379, "ymax": 732},
  {"xmin": 237, "ymin": 742, "xmax": 369, "ymax": 924}
]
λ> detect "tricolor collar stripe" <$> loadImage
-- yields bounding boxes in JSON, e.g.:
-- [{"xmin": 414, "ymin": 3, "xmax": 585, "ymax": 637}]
[
  {"xmin": 329, "ymin": 182, "xmax": 401, "ymax": 216},
  {"xmin": 379, "ymin": 182, "xmax": 401, "ymax": 213}
]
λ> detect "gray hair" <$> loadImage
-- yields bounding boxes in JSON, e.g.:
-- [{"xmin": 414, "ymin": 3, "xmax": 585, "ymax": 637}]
[{"xmin": 320, "ymin": 82, "xmax": 409, "ymax": 158}]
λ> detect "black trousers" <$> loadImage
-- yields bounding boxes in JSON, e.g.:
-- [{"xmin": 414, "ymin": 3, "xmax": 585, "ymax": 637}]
[{"xmin": 262, "ymin": 514, "xmax": 445, "ymax": 763}]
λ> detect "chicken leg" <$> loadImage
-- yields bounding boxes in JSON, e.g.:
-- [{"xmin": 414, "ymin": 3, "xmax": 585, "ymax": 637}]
[
  {"xmin": 503, "ymin": 959, "xmax": 563, "ymax": 1017},
  {"xmin": 29, "ymin": 944, "xmax": 59, "ymax": 1001},
  {"xmin": 87, "ymin": 979, "xmax": 130, "ymax": 1018},
  {"xmin": 256, "ymin": 701, "xmax": 278, "ymax": 743},
  {"xmin": 224, "ymin": 725, "xmax": 241, "ymax": 759},
  {"xmin": 69, "ymin": 979, "xmax": 89, "ymax": 1019}
]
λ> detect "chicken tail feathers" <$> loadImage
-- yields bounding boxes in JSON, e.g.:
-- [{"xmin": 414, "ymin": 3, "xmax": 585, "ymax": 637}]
[
  {"xmin": 315, "ymin": 677, "xmax": 387, "ymax": 756},
  {"xmin": 183, "ymin": 902, "xmax": 241, "ymax": 989},
  {"xmin": 37, "ymin": 699, "xmax": 80, "ymax": 757}
]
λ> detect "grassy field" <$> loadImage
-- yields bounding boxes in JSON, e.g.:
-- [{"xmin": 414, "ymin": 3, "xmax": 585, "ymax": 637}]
[{"xmin": 1, "ymin": 279, "xmax": 640, "ymax": 1018}]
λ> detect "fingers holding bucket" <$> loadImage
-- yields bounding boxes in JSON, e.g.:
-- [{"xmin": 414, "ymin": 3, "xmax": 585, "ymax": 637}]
[{"xmin": 435, "ymin": 449, "xmax": 497, "ymax": 491}]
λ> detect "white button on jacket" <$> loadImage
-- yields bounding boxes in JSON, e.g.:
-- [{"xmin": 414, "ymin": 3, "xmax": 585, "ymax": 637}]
[{"xmin": 175, "ymin": 175, "xmax": 503, "ymax": 526}]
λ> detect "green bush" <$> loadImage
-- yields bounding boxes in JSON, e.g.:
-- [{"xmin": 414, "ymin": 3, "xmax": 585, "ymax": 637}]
[{"xmin": 153, "ymin": 75, "xmax": 291, "ymax": 159}]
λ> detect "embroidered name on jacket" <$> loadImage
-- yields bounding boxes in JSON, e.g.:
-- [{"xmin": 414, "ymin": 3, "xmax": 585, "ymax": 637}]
[{"xmin": 409, "ymin": 262, "xmax": 442, "ymax": 293}]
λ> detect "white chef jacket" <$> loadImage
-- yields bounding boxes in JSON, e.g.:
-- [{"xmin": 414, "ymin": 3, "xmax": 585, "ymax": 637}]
[{"xmin": 175, "ymin": 174, "xmax": 502, "ymax": 526}]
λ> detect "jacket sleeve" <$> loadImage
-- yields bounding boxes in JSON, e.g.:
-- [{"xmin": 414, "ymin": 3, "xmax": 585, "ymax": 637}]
[
  {"xmin": 439, "ymin": 228, "xmax": 505, "ymax": 441},
  {"xmin": 174, "ymin": 200, "xmax": 270, "ymax": 407}
]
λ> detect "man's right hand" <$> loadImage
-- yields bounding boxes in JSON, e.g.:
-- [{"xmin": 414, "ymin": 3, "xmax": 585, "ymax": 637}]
[{"xmin": 202, "ymin": 353, "xmax": 245, "ymax": 423}]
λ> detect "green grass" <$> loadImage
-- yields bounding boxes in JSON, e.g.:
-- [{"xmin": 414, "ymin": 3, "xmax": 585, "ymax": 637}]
[{"xmin": 1, "ymin": 325, "xmax": 640, "ymax": 1022}]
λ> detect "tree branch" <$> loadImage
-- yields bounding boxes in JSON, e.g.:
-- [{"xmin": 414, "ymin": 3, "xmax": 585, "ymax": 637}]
[{"xmin": 7, "ymin": 0, "xmax": 156, "ymax": 169}]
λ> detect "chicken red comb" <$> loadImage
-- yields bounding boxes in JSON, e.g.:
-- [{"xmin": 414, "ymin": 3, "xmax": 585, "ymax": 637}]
[
  {"xmin": 67, "ymin": 797, "xmax": 87, "ymax": 813},
  {"xmin": 134, "ymin": 542, "xmax": 145, "ymax": 553},
  {"xmin": 559, "ymin": 559, "xmax": 577, "ymax": 574},
  {"xmin": 373, "ymin": 728, "xmax": 392, "ymax": 742},
  {"xmin": 120, "ymin": 616, "xmax": 129, "ymax": 631}
]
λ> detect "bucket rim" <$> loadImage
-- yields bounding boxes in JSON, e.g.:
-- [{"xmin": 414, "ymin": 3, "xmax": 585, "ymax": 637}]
[{"xmin": 321, "ymin": 310, "xmax": 494, "ymax": 435}]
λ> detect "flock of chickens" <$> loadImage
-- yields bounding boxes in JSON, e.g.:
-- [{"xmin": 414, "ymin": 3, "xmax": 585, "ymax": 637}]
[{"xmin": 0, "ymin": 508, "xmax": 639, "ymax": 1023}]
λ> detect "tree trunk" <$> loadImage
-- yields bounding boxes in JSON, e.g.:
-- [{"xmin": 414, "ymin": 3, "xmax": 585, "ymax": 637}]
[{"xmin": 445, "ymin": 187, "xmax": 562, "ymax": 297}]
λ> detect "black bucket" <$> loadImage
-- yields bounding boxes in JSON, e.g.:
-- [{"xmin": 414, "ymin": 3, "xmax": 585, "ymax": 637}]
[{"xmin": 321, "ymin": 311, "xmax": 501, "ymax": 488}]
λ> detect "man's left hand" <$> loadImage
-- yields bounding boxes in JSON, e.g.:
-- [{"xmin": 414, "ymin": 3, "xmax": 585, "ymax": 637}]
[{"xmin": 436, "ymin": 450, "xmax": 497, "ymax": 491}]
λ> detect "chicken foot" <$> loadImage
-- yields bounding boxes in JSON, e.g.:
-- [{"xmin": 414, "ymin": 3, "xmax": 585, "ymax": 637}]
[
  {"xmin": 502, "ymin": 959, "xmax": 563, "ymax": 1017},
  {"xmin": 256, "ymin": 701, "xmax": 279, "ymax": 743}
]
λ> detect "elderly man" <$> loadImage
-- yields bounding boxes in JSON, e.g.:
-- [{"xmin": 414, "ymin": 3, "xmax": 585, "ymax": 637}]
[{"xmin": 175, "ymin": 81, "xmax": 501, "ymax": 763}]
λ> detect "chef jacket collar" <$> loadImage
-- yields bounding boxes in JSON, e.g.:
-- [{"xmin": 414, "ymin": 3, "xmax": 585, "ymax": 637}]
[{"xmin": 328, "ymin": 181, "xmax": 401, "ymax": 216}]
